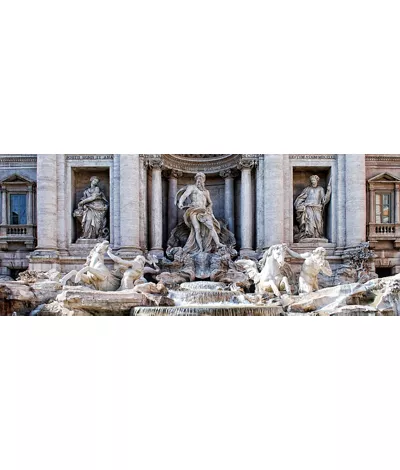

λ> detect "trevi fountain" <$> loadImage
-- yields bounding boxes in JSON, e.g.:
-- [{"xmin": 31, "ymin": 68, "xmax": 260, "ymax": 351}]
[{"xmin": 1, "ymin": 154, "xmax": 400, "ymax": 316}]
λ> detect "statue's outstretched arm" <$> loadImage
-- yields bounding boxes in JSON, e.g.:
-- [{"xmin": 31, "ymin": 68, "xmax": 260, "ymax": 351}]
[
  {"xmin": 177, "ymin": 186, "xmax": 193, "ymax": 209},
  {"xmin": 107, "ymin": 249, "xmax": 132, "ymax": 267},
  {"xmin": 285, "ymin": 247, "xmax": 307, "ymax": 260}
]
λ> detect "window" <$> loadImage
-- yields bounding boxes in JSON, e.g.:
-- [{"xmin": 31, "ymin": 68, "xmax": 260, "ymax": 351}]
[{"xmin": 10, "ymin": 194, "xmax": 27, "ymax": 225}]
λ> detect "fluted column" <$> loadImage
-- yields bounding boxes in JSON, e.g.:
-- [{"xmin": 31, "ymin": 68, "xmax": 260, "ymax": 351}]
[
  {"xmin": 264, "ymin": 155, "xmax": 284, "ymax": 247},
  {"xmin": 167, "ymin": 170, "xmax": 182, "ymax": 237},
  {"xmin": 148, "ymin": 156, "xmax": 164, "ymax": 257},
  {"xmin": 345, "ymin": 154, "xmax": 367, "ymax": 248},
  {"xmin": 119, "ymin": 154, "xmax": 141, "ymax": 256},
  {"xmin": 1, "ymin": 185, "xmax": 7, "ymax": 225},
  {"xmin": 238, "ymin": 156, "xmax": 256, "ymax": 254},
  {"xmin": 36, "ymin": 155, "xmax": 58, "ymax": 252},
  {"xmin": 220, "ymin": 170, "xmax": 235, "ymax": 233}
]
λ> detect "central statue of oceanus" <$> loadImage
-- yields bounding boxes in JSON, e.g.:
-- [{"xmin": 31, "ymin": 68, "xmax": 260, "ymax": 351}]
[{"xmin": 176, "ymin": 172, "xmax": 225, "ymax": 254}]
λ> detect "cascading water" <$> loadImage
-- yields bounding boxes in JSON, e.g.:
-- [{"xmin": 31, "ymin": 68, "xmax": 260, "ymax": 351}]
[{"xmin": 132, "ymin": 281, "xmax": 283, "ymax": 316}]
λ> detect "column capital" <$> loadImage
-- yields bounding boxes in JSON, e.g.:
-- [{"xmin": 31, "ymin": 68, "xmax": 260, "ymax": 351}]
[
  {"xmin": 237, "ymin": 156, "xmax": 258, "ymax": 171},
  {"xmin": 220, "ymin": 169, "xmax": 239, "ymax": 179},
  {"xmin": 145, "ymin": 155, "xmax": 164, "ymax": 170},
  {"xmin": 164, "ymin": 169, "xmax": 183, "ymax": 179}
]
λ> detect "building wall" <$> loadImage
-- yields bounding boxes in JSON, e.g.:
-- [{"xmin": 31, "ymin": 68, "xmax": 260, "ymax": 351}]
[{"xmin": 1, "ymin": 154, "xmax": 400, "ymax": 278}]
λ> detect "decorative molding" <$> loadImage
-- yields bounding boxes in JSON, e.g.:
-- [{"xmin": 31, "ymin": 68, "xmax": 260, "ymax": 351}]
[
  {"xmin": 366, "ymin": 155, "xmax": 400, "ymax": 162},
  {"xmin": 65, "ymin": 155, "xmax": 114, "ymax": 161},
  {"xmin": 158, "ymin": 154, "xmax": 243, "ymax": 174},
  {"xmin": 289, "ymin": 155, "xmax": 336, "ymax": 160}
]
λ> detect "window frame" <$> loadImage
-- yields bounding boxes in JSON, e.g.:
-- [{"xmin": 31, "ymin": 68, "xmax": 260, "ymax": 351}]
[
  {"xmin": 9, "ymin": 192, "xmax": 28, "ymax": 225},
  {"xmin": 375, "ymin": 191, "xmax": 393, "ymax": 224}
]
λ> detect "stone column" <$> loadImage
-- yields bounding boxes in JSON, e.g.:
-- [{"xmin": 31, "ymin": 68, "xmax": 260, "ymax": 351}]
[
  {"xmin": 345, "ymin": 154, "xmax": 367, "ymax": 248},
  {"xmin": 167, "ymin": 170, "xmax": 182, "ymax": 237},
  {"xmin": 29, "ymin": 155, "xmax": 60, "ymax": 271},
  {"xmin": 238, "ymin": 156, "xmax": 257, "ymax": 254},
  {"xmin": 220, "ymin": 170, "xmax": 235, "ymax": 233},
  {"xmin": 1, "ymin": 185, "xmax": 7, "ymax": 224},
  {"xmin": 55, "ymin": 155, "xmax": 68, "ymax": 256},
  {"xmin": 395, "ymin": 184, "xmax": 400, "ymax": 224},
  {"xmin": 336, "ymin": 155, "xmax": 346, "ymax": 253},
  {"xmin": 119, "ymin": 154, "xmax": 141, "ymax": 256},
  {"xmin": 27, "ymin": 186, "xmax": 33, "ymax": 225},
  {"xmin": 264, "ymin": 155, "xmax": 284, "ymax": 247},
  {"xmin": 36, "ymin": 155, "xmax": 58, "ymax": 252},
  {"xmin": 148, "ymin": 156, "xmax": 164, "ymax": 257},
  {"xmin": 369, "ymin": 185, "xmax": 376, "ymax": 224},
  {"xmin": 256, "ymin": 156, "xmax": 265, "ymax": 251}
]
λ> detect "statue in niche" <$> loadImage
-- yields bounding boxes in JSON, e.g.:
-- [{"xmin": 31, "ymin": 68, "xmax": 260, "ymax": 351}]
[
  {"xmin": 74, "ymin": 176, "xmax": 109, "ymax": 240},
  {"xmin": 294, "ymin": 175, "xmax": 332, "ymax": 242},
  {"xmin": 176, "ymin": 172, "xmax": 225, "ymax": 254}
]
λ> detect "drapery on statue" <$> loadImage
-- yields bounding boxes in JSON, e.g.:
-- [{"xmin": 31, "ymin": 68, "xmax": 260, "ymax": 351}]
[
  {"xmin": 176, "ymin": 172, "xmax": 225, "ymax": 254},
  {"xmin": 294, "ymin": 175, "xmax": 332, "ymax": 241},
  {"xmin": 74, "ymin": 176, "xmax": 109, "ymax": 240},
  {"xmin": 285, "ymin": 246, "xmax": 333, "ymax": 294}
]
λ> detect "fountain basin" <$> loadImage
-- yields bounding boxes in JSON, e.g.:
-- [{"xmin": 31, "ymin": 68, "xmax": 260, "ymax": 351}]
[{"xmin": 132, "ymin": 305, "xmax": 283, "ymax": 316}]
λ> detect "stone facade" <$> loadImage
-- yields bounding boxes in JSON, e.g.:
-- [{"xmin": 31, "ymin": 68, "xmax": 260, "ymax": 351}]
[{"xmin": 1, "ymin": 154, "xmax": 400, "ymax": 278}]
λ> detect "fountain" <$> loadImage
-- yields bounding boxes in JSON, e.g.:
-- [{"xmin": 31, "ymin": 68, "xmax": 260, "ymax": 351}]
[{"xmin": 132, "ymin": 281, "xmax": 283, "ymax": 316}]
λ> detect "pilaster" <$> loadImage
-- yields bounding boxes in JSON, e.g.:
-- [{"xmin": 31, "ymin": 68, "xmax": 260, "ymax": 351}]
[{"xmin": 119, "ymin": 154, "xmax": 142, "ymax": 257}]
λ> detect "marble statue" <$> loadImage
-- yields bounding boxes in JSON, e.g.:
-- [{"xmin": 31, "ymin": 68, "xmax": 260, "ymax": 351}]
[
  {"xmin": 107, "ymin": 248, "xmax": 160, "ymax": 290},
  {"xmin": 236, "ymin": 244, "xmax": 293, "ymax": 297},
  {"xmin": 285, "ymin": 246, "xmax": 333, "ymax": 294},
  {"xmin": 61, "ymin": 241, "xmax": 160, "ymax": 292},
  {"xmin": 294, "ymin": 175, "xmax": 332, "ymax": 242},
  {"xmin": 74, "ymin": 176, "xmax": 109, "ymax": 240},
  {"xmin": 61, "ymin": 241, "xmax": 120, "ymax": 291},
  {"xmin": 176, "ymin": 172, "xmax": 224, "ymax": 254}
]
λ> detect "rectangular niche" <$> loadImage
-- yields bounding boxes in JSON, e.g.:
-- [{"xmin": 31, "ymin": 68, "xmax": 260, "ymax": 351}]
[
  {"xmin": 71, "ymin": 167, "xmax": 110, "ymax": 243},
  {"xmin": 293, "ymin": 166, "xmax": 333, "ymax": 242}
]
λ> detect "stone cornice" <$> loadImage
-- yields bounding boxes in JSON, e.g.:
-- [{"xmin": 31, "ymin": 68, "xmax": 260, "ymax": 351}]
[
  {"xmin": 65, "ymin": 155, "xmax": 114, "ymax": 160},
  {"xmin": 0, "ymin": 155, "xmax": 37, "ymax": 163},
  {"xmin": 289, "ymin": 155, "xmax": 336, "ymax": 159},
  {"xmin": 366, "ymin": 155, "xmax": 400, "ymax": 162}
]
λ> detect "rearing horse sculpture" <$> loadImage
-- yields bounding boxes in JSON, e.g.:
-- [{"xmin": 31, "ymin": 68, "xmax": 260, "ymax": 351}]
[
  {"xmin": 235, "ymin": 244, "xmax": 292, "ymax": 297},
  {"xmin": 61, "ymin": 241, "xmax": 160, "ymax": 291}
]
